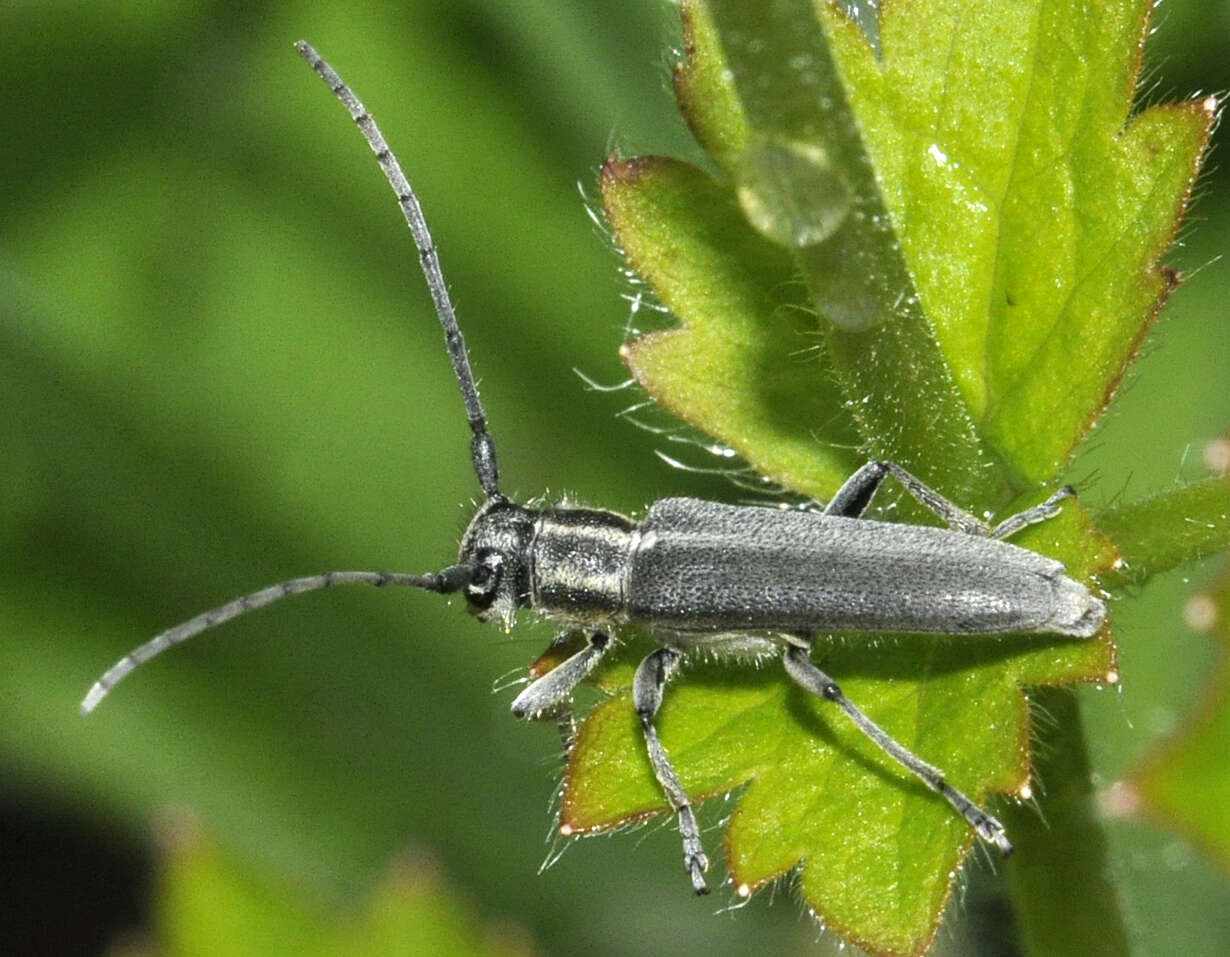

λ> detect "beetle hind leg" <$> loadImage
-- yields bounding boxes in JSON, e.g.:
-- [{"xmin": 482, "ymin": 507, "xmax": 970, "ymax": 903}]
[
  {"xmin": 825, "ymin": 460, "xmax": 988, "ymax": 532},
  {"xmin": 989, "ymin": 485, "xmax": 1075, "ymax": 540},
  {"xmin": 829, "ymin": 461, "xmax": 1074, "ymax": 543},
  {"xmin": 782, "ymin": 641, "xmax": 1013, "ymax": 855},
  {"xmin": 633, "ymin": 647, "xmax": 710, "ymax": 894},
  {"xmin": 824, "ymin": 460, "xmax": 891, "ymax": 517}
]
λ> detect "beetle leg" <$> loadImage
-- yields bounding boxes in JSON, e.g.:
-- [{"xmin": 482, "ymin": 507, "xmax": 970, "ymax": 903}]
[
  {"xmin": 990, "ymin": 485, "xmax": 1075, "ymax": 540},
  {"xmin": 824, "ymin": 460, "xmax": 890, "ymax": 517},
  {"xmin": 825, "ymin": 460, "xmax": 988, "ymax": 531},
  {"xmin": 514, "ymin": 632, "xmax": 602, "ymax": 754},
  {"xmin": 782, "ymin": 641, "xmax": 1014, "ymax": 856},
  {"xmin": 865, "ymin": 461, "xmax": 1073, "ymax": 540},
  {"xmin": 510, "ymin": 632, "xmax": 610, "ymax": 736},
  {"xmin": 877, "ymin": 462, "xmax": 991, "ymax": 534},
  {"xmin": 633, "ymin": 647, "xmax": 710, "ymax": 894}
]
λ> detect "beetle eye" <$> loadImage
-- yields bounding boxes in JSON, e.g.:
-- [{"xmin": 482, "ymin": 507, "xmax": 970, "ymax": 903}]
[{"xmin": 466, "ymin": 552, "xmax": 503, "ymax": 604}]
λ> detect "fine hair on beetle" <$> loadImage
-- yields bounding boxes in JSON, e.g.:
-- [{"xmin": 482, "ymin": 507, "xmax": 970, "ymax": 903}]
[{"xmin": 82, "ymin": 41, "xmax": 1108, "ymax": 897}]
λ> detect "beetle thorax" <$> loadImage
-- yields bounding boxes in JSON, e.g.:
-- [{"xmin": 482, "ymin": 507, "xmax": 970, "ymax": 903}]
[{"xmin": 526, "ymin": 507, "xmax": 638, "ymax": 623}]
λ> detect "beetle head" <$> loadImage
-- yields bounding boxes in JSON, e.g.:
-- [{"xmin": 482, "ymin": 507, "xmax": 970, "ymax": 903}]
[{"xmin": 457, "ymin": 497, "xmax": 535, "ymax": 628}]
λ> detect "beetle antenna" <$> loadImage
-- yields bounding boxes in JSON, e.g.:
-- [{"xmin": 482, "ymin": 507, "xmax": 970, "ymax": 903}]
[
  {"xmin": 80, "ymin": 566, "xmax": 473, "ymax": 715},
  {"xmin": 296, "ymin": 40, "xmax": 501, "ymax": 498}
]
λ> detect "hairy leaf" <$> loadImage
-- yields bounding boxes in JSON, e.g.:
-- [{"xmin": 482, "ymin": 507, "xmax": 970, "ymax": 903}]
[
  {"xmin": 572, "ymin": 0, "xmax": 1213, "ymax": 953},
  {"xmin": 1096, "ymin": 474, "xmax": 1230, "ymax": 589}
]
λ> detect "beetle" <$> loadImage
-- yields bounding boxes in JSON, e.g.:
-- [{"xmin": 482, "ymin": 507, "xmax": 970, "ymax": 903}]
[{"xmin": 82, "ymin": 41, "xmax": 1106, "ymax": 895}]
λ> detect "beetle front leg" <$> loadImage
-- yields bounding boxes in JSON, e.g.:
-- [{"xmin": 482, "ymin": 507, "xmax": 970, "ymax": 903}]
[
  {"xmin": 513, "ymin": 632, "xmax": 612, "ymax": 756},
  {"xmin": 782, "ymin": 641, "xmax": 1013, "ymax": 856},
  {"xmin": 511, "ymin": 632, "xmax": 610, "ymax": 723},
  {"xmin": 633, "ymin": 647, "xmax": 710, "ymax": 895}
]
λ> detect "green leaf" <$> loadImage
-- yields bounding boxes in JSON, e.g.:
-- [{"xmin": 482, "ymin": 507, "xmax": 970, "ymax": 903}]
[
  {"xmin": 1131, "ymin": 568, "xmax": 1230, "ymax": 873},
  {"xmin": 822, "ymin": 0, "xmax": 1212, "ymax": 485},
  {"xmin": 605, "ymin": 155, "xmax": 862, "ymax": 500},
  {"xmin": 1095, "ymin": 474, "xmax": 1230, "ymax": 588},
  {"xmin": 573, "ymin": 0, "xmax": 1213, "ymax": 953},
  {"xmin": 708, "ymin": 0, "xmax": 1004, "ymax": 506},
  {"xmin": 150, "ymin": 822, "xmax": 537, "ymax": 957},
  {"xmin": 671, "ymin": 0, "xmax": 748, "ymax": 174}
]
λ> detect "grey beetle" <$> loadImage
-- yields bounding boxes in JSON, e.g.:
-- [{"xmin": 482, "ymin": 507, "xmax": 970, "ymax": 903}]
[{"xmin": 82, "ymin": 42, "xmax": 1106, "ymax": 896}]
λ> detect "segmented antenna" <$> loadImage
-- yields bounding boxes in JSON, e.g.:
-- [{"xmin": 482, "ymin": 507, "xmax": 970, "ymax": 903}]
[
  {"xmin": 295, "ymin": 40, "xmax": 501, "ymax": 498},
  {"xmin": 80, "ymin": 567, "xmax": 472, "ymax": 715},
  {"xmin": 80, "ymin": 44, "xmax": 495, "ymax": 717}
]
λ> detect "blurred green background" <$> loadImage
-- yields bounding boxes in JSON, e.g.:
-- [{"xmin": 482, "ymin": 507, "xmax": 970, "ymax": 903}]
[{"xmin": 2, "ymin": 1, "xmax": 1229, "ymax": 955}]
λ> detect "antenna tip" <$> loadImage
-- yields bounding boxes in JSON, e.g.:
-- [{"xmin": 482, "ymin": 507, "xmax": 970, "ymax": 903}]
[{"xmin": 80, "ymin": 683, "xmax": 106, "ymax": 716}]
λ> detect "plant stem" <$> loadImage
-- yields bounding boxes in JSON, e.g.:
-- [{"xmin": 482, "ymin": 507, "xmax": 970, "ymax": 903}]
[{"xmin": 1004, "ymin": 688, "xmax": 1132, "ymax": 956}]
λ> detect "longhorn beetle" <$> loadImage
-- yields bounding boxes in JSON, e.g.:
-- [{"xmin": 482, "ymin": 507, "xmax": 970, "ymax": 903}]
[{"xmin": 83, "ymin": 41, "xmax": 1107, "ymax": 895}]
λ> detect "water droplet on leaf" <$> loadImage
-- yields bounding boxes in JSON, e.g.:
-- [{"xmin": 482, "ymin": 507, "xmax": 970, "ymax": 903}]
[{"xmin": 736, "ymin": 134, "xmax": 852, "ymax": 248}]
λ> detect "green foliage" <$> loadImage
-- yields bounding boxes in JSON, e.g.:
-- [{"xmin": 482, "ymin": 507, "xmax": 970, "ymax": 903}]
[
  {"xmin": 1133, "ymin": 570, "xmax": 1230, "ymax": 874},
  {"xmin": 147, "ymin": 821, "xmax": 536, "ymax": 957},
  {"xmin": 605, "ymin": 156, "xmax": 859, "ymax": 499},
  {"xmin": 1001, "ymin": 688, "xmax": 1133, "ymax": 957},
  {"xmin": 1097, "ymin": 475, "xmax": 1230, "ymax": 588},
  {"xmin": 563, "ymin": 1, "xmax": 1220, "ymax": 953},
  {"xmin": 3, "ymin": 2, "xmax": 1229, "ymax": 957}
]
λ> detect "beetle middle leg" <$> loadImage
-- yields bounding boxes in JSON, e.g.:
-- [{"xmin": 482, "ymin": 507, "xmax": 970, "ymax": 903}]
[
  {"xmin": 782, "ymin": 638, "xmax": 1013, "ymax": 855},
  {"xmin": 829, "ymin": 460, "xmax": 1073, "ymax": 540},
  {"xmin": 634, "ymin": 646, "xmax": 710, "ymax": 894}
]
